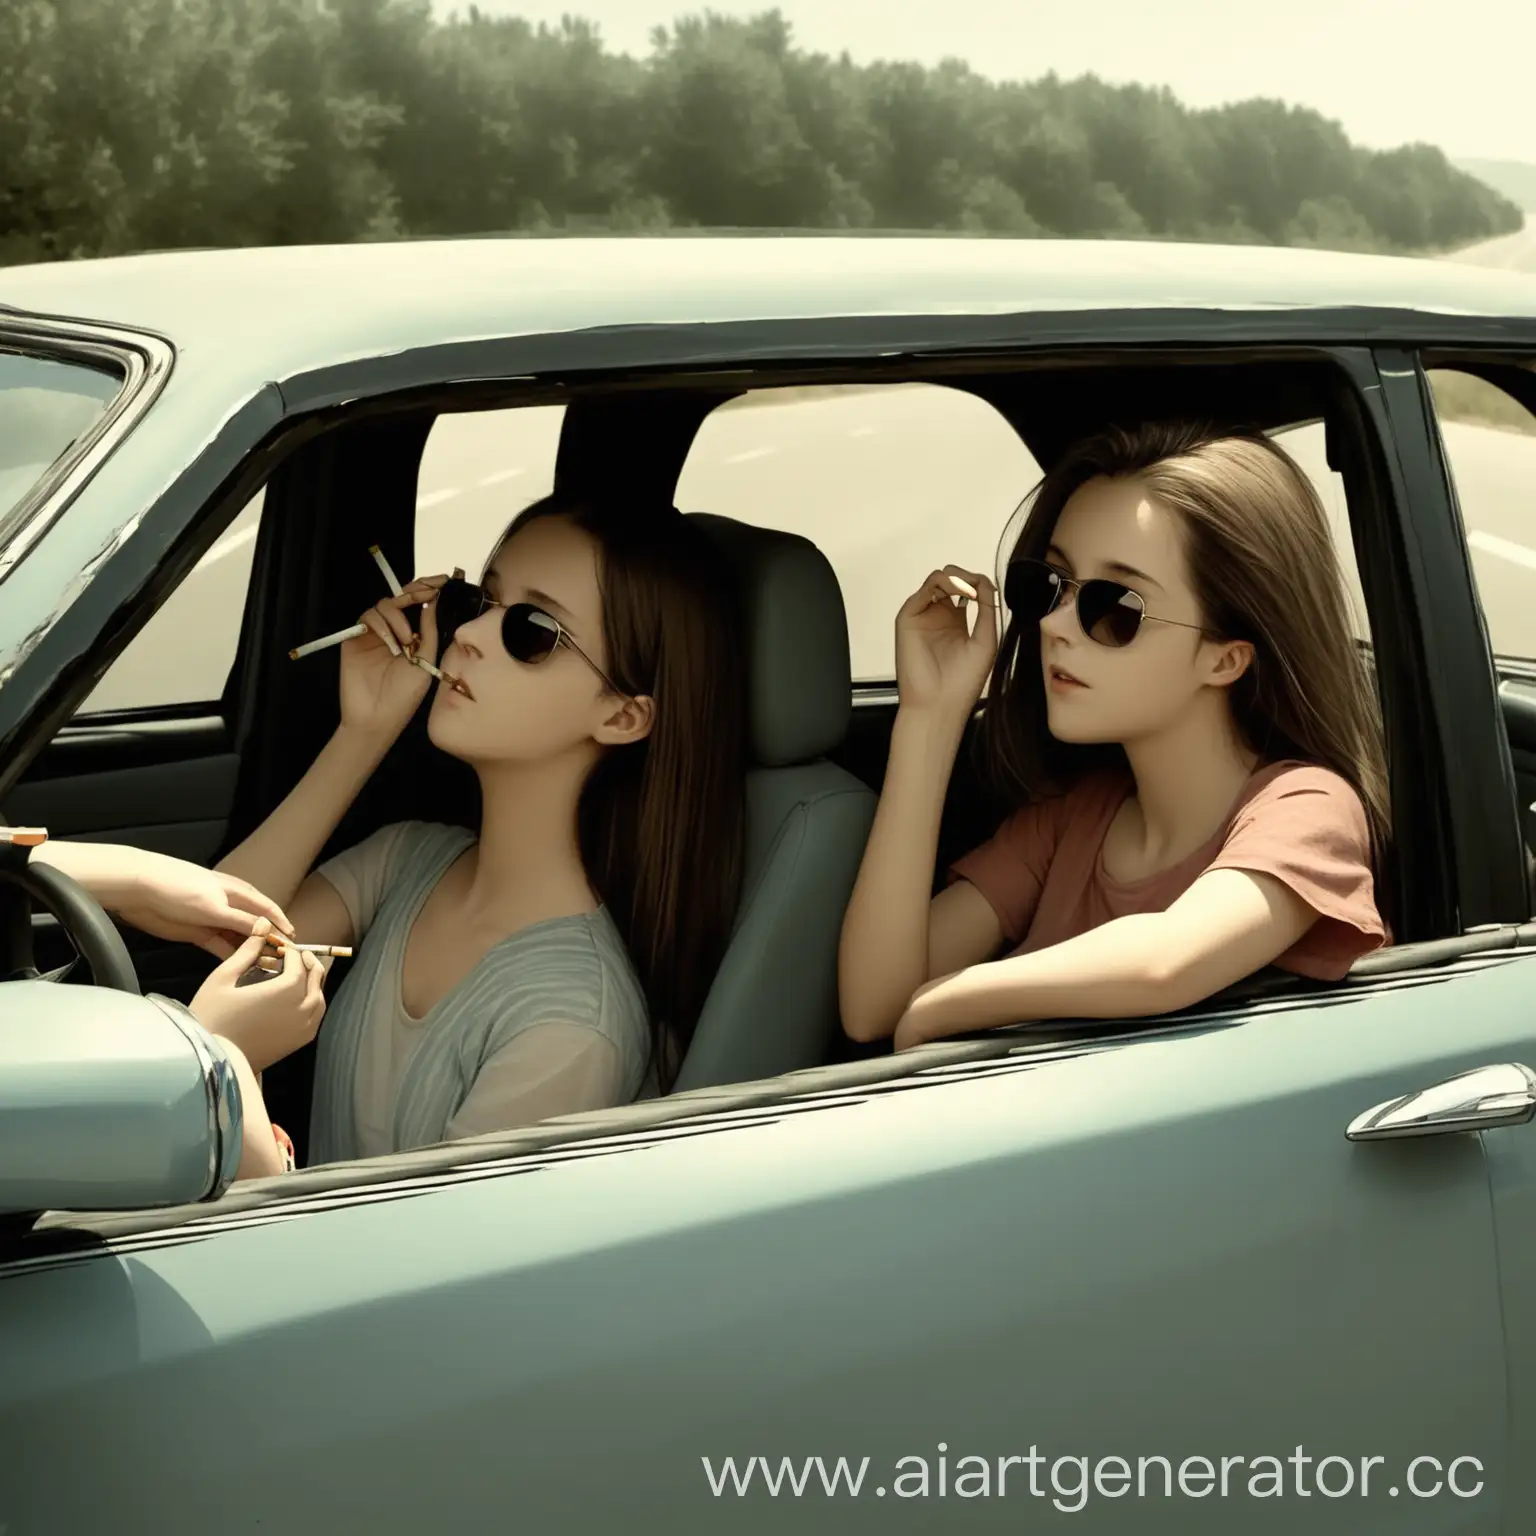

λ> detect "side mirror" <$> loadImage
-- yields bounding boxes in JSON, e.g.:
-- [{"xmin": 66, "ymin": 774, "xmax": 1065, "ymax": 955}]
[{"xmin": 0, "ymin": 980, "xmax": 243, "ymax": 1218}]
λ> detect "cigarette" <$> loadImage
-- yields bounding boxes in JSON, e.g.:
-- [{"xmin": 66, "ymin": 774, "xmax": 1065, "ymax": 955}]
[
  {"xmin": 264, "ymin": 939, "xmax": 353, "ymax": 957},
  {"xmin": 0, "ymin": 826, "xmax": 48, "ymax": 846},
  {"xmin": 410, "ymin": 655, "xmax": 468, "ymax": 695},
  {"xmin": 370, "ymin": 544, "xmax": 405, "ymax": 598},
  {"xmin": 290, "ymin": 623, "xmax": 368, "ymax": 660}
]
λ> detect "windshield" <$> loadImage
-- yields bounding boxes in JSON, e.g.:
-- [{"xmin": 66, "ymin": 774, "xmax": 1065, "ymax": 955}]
[{"xmin": 0, "ymin": 349, "xmax": 123, "ymax": 527}]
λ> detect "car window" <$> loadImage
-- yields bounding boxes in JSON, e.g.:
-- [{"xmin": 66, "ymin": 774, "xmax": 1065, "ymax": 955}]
[
  {"xmin": 677, "ymin": 384, "xmax": 1040, "ymax": 681},
  {"xmin": 413, "ymin": 405, "xmax": 565, "ymax": 578},
  {"xmin": 74, "ymin": 489, "xmax": 264, "ymax": 716},
  {"xmin": 1267, "ymin": 420, "xmax": 1371, "ymax": 644},
  {"xmin": 1424, "ymin": 367, "xmax": 1536, "ymax": 660},
  {"xmin": 675, "ymin": 387, "xmax": 1372, "ymax": 680},
  {"xmin": 0, "ymin": 349, "xmax": 121, "ymax": 528},
  {"xmin": 80, "ymin": 401, "xmax": 568, "ymax": 718}
]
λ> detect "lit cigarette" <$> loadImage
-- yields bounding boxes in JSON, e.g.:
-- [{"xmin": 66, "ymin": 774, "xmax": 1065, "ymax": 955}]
[
  {"xmin": 370, "ymin": 544, "xmax": 404, "ymax": 598},
  {"xmin": 283, "ymin": 942, "xmax": 353, "ymax": 957},
  {"xmin": 290, "ymin": 623, "xmax": 368, "ymax": 660},
  {"xmin": 0, "ymin": 826, "xmax": 48, "ymax": 846}
]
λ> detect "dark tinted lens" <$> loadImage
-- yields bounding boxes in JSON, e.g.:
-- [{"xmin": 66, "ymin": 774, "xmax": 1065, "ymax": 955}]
[
  {"xmin": 1076, "ymin": 579, "xmax": 1144, "ymax": 647},
  {"xmin": 1004, "ymin": 559, "xmax": 1061, "ymax": 619},
  {"xmin": 435, "ymin": 577, "xmax": 485, "ymax": 644},
  {"xmin": 502, "ymin": 603, "xmax": 561, "ymax": 664}
]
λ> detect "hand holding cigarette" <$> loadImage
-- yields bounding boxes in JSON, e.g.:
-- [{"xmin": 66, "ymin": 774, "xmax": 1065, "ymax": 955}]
[
  {"xmin": 332, "ymin": 570, "xmax": 466, "ymax": 739},
  {"xmin": 238, "ymin": 933, "xmax": 352, "ymax": 987},
  {"xmin": 290, "ymin": 547, "xmax": 467, "ymax": 696}
]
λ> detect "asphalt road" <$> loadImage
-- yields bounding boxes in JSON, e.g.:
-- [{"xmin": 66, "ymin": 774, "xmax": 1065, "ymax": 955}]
[{"xmin": 78, "ymin": 221, "xmax": 1536, "ymax": 711}]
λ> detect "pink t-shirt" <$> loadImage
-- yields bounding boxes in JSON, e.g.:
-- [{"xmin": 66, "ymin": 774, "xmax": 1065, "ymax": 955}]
[{"xmin": 949, "ymin": 759, "xmax": 1389, "ymax": 982}]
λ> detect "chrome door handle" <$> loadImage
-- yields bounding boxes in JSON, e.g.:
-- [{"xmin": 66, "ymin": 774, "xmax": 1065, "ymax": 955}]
[{"xmin": 1347, "ymin": 1063, "xmax": 1536, "ymax": 1141}]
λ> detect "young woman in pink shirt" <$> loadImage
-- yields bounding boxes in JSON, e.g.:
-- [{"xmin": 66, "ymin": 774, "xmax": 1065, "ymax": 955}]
[{"xmin": 839, "ymin": 420, "xmax": 1390, "ymax": 1052}]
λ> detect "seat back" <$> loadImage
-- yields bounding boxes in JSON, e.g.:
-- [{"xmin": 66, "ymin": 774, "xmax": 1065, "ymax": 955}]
[{"xmin": 674, "ymin": 514, "xmax": 876, "ymax": 1092}]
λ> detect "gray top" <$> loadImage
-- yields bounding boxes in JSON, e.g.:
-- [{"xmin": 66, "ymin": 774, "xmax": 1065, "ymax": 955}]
[{"xmin": 306, "ymin": 821, "xmax": 652, "ymax": 1166}]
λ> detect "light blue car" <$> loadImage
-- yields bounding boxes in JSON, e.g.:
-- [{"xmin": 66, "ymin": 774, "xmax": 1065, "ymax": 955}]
[{"xmin": 5, "ymin": 237, "xmax": 1536, "ymax": 1534}]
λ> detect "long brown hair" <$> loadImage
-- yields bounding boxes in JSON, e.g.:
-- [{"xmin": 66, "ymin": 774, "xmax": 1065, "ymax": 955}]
[
  {"xmin": 978, "ymin": 420, "xmax": 1391, "ymax": 868},
  {"xmin": 491, "ymin": 494, "xmax": 747, "ymax": 1090}
]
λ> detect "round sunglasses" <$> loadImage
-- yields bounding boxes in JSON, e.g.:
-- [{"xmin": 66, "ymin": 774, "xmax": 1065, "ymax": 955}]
[
  {"xmin": 434, "ymin": 576, "xmax": 628, "ymax": 696},
  {"xmin": 1004, "ymin": 558, "xmax": 1205, "ymax": 649}
]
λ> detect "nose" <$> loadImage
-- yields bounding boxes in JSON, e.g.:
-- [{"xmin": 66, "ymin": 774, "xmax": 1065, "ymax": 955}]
[
  {"xmin": 1039, "ymin": 589, "xmax": 1077, "ymax": 639},
  {"xmin": 449, "ymin": 620, "xmax": 488, "ymax": 661}
]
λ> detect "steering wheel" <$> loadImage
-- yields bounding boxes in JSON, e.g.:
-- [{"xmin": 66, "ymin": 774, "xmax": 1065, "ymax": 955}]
[{"xmin": 0, "ymin": 846, "xmax": 141, "ymax": 993}]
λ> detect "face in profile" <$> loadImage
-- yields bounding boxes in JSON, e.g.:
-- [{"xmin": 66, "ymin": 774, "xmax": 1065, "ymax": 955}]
[
  {"xmin": 427, "ymin": 513, "xmax": 653, "ymax": 768},
  {"xmin": 1034, "ymin": 475, "xmax": 1250, "ymax": 746}
]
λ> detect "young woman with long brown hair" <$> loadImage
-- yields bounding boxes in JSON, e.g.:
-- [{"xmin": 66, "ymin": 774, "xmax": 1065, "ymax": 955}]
[
  {"xmin": 839, "ymin": 420, "xmax": 1390, "ymax": 1052},
  {"xmin": 212, "ymin": 493, "xmax": 747, "ymax": 1172}
]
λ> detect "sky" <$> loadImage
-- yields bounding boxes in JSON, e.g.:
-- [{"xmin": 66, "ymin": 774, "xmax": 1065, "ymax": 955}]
[{"xmin": 433, "ymin": 0, "xmax": 1536, "ymax": 163}]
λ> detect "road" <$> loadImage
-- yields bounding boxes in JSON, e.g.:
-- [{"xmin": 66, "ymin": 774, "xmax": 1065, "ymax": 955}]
[{"xmin": 78, "ymin": 221, "xmax": 1536, "ymax": 711}]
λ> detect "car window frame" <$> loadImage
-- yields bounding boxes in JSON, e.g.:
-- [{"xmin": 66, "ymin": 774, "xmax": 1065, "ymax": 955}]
[
  {"xmin": 1374, "ymin": 346, "xmax": 1532, "ymax": 926},
  {"xmin": 1416, "ymin": 353, "xmax": 1536, "ymax": 675},
  {"xmin": 0, "ymin": 314, "xmax": 174, "ymax": 586}
]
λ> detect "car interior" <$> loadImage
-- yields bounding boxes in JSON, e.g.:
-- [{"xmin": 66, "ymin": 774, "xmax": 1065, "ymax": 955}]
[{"xmin": 6, "ymin": 349, "xmax": 1536, "ymax": 1173}]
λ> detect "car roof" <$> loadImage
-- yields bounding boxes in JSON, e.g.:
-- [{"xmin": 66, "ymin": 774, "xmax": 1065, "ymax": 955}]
[{"xmin": 4, "ymin": 235, "xmax": 1536, "ymax": 389}]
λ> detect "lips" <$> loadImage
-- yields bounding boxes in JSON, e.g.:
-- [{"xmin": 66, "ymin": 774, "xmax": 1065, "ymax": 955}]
[
  {"xmin": 1048, "ymin": 663, "xmax": 1086, "ymax": 687},
  {"xmin": 440, "ymin": 647, "xmax": 475, "ymax": 700}
]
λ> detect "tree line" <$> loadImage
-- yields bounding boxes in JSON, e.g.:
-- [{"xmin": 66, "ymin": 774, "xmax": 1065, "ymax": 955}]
[{"xmin": 0, "ymin": 0, "xmax": 1523, "ymax": 265}]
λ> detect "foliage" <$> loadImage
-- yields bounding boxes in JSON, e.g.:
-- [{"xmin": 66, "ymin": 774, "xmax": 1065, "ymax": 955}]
[{"xmin": 0, "ymin": 1, "xmax": 1522, "ymax": 263}]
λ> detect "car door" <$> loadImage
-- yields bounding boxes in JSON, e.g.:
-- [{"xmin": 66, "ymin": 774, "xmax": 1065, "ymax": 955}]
[{"xmin": 0, "ymin": 964, "xmax": 1518, "ymax": 1536}]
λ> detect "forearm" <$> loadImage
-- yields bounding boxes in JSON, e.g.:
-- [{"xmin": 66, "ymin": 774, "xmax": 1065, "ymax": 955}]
[
  {"xmin": 838, "ymin": 705, "xmax": 967, "ymax": 1042},
  {"xmin": 216, "ymin": 725, "xmax": 393, "ymax": 909},
  {"xmin": 895, "ymin": 912, "xmax": 1187, "ymax": 1049},
  {"xmin": 26, "ymin": 840, "xmax": 142, "ymax": 908}
]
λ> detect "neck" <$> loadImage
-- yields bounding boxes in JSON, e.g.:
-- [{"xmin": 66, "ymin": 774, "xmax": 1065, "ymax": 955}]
[
  {"xmin": 1120, "ymin": 695, "xmax": 1259, "ymax": 862},
  {"xmin": 463, "ymin": 750, "xmax": 596, "ymax": 917}
]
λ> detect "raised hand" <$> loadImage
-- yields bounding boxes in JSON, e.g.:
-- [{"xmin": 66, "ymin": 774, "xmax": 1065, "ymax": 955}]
[
  {"xmin": 337, "ymin": 574, "xmax": 448, "ymax": 739},
  {"xmin": 894, "ymin": 565, "xmax": 999, "ymax": 720}
]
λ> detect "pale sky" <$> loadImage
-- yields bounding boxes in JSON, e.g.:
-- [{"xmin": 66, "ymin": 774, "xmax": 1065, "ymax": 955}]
[{"xmin": 434, "ymin": 0, "xmax": 1536, "ymax": 163}]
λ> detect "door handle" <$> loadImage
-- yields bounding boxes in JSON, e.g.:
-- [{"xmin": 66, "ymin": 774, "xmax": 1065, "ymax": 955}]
[{"xmin": 1347, "ymin": 1063, "xmax": 1536, "ymax": 1141}]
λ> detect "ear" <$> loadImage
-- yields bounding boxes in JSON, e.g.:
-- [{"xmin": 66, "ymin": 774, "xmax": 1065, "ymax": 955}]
[
  {"xmin": 1203, "ymin": 637, "xmax": 1255, "ymax": 689},
  {"xmin": 593, "ymin": 692, "xmax": 655, "ymax": 747}
]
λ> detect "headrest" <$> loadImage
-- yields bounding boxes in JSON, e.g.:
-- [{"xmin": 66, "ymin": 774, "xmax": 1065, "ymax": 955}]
[{"xmin": 685, "ymin": 513, "xmax": 852, "ymax": 767}]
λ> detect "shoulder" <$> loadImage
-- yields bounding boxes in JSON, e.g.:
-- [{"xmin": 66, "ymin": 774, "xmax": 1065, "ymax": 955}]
[
  {"xmin": 1231, "ymin": 761, "xmax": 1370, "ymax": 842},
  {"xmin": 323, "ymin": 818, "xmax": 467, "ymax": 870},
  {"xmin": 387, "ymin": 820, "xmax": 477, "ymax": 859}
]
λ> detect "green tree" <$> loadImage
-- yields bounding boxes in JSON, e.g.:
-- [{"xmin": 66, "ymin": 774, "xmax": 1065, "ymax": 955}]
[{"xmin": 0, "ymin": 1, "xmax": 1522, "ymax": 264}]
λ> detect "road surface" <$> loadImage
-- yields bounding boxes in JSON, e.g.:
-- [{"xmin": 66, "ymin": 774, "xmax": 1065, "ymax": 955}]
[{"xmin": 75, "ymin": 223, "xmax": 1536, "ymax": 710}]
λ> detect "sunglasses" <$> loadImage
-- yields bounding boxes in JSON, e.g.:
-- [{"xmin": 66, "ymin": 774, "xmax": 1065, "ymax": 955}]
[
  {"xmin": 1004, "ymin": 558, "xmax": 1206, "ymax": 649},
  {"xmin": 434, "ymin": 576, "xmax": 628, "ymax": 696}
]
